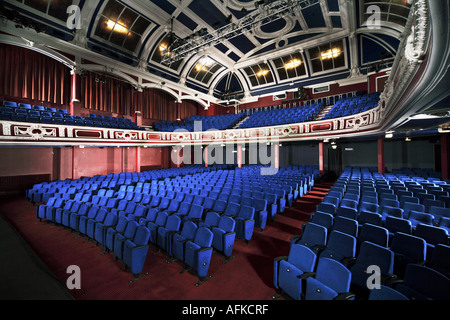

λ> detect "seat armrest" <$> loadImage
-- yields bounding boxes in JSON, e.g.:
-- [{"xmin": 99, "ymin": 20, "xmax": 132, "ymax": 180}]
[
  {"xmin": 274, "ymin": 256, "xmax": 288, "ymax": 263},
  {"xmin": 298, "ymin": 272, "xmax": 315, "ymax": 279},
  {"xmin": 334, "ymin": 292, "xmax": 356, "ymax": 300}
]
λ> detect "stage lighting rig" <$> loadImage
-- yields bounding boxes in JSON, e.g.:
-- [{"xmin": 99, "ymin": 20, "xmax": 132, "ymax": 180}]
[{"xmin": 161, "ymin": 0, "xmax": 319, "ymax": 65}]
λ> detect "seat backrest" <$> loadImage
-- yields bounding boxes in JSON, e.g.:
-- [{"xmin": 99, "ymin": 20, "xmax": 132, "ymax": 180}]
[
  {"xmin": 218, "ymin": 216, "xmax": 236, "ymax": 233},
  {"xmin": 340, "ymin": 199, "xmax": 358, "ymax": 210},
  {"xmin": 177, "ymin": 202, "xmax": 191, "ymax": 215},
  {"xmin": 238, "ymin": 205, "xmax": 255, "ymax": 220},
  {"xmin": 403, "ymin": 202, "xmax": 424, "ymax": 217},
  {"xmin": 317, "ymin": 202, "xmax": 336, "ymax": 215},
  {"xmin": 133, "ymin": 204, "xmax": 147, "ymax": 217},
  {"xmin": 188, "ymin": 204, "xmax": 203, "ymax": 219},
  {"xmin": 159, "ymin": 197, "xmax": 171, "ymax": 208},
  {"xmin": 380, "ymin": 199, "xmax": 400, "ymax": 208},
  {"xmin": 415, "ymin": 224, "xmax": 449, "ymax": 245},
  {"xmin": 229, "ymin": 195, "xmax": 241, "ymax": 204},
  {"xmin": 323, "ymin": 196, "xmax": 339, "ymax": 207},
  {"xmin": 125, "ymin": 201, "xmax": 137, "ymax": 213},
  {"xmin": 408, "ymin": 211, "xmax": 434, "ymax": 225},
  {"xmin": 301, "ymin": 222, "xmax": 328, "ymax": 247},
  {"xmin": 241, "ymin": 196, "xmax": 253, "ymax": 207},
  {"xmin": 356, "ymin": 241, "xmax": 394, "ymax": 275},
  {"xmin": 253, "ymin": 198, "xmax": 267, "ymax": 211},
  {"xmin": 359, "ymin": 223, "xmax": 389, "ymax": 247},
  {"xmin": 204, "ymin": 212, "xmax": 220, "ymax": 226},
  {"xmin": 194, "ymin": 227, "xmax": 213, "ymax": 248},
  {"xmin": 77, "ymin": 203, "xmax": 90, "ymax": 216},
  {"xmin": 124, "ymin": 220, "xmax": 139, "ymax": 238},
  {"xmin": 333, "ymin": 216, "xmax": 358, "ymax": 237},
  {"xmin": 311, "ymin": 211, "xmax": 334, "ymax": 230},
  {"xmin": 202, "ymin": 197, "xmax": 215, "ymax": 210},
  {"xmin": 155, "ymin": 211, "xmax": 168, "ymax": 226},
  {"xmin": 213, "ymin": 200, "xmax": 227, "ymax": 212},
  {"xmin": 87, "ymin": 205, "xmax": 100, "ymax": 219},
  {"xmin": 103, "ymin": 212, "xmax": 118, "ymax": 226},
  {"xmin": 336, "ymin": 207, "xmax": 357, "ymax": 220},
  {"xmin": 94, "ymin": 208, "xmax": 108, "ymax": 222},
  {"xmin": 181, "ymin": 221, "xmax": 198, "ymax": 238},
  {"xmin": 193, "ymin": 195, "xmax": 205, "ymax": 206},
  {"xmin": 115, "ymin": 216, "xmax": 129, "ymax": 233},
  {"xmin": 165, "ymin": 215, "xmax": 181, "ymax": 231},
  {"xmin": 313, "ymin": 258, "xmax": 351, "ymax": 295},
  {"xmin": 359, "ymin": 202, "xmax": 379, "ymax": 214},
  {"xmin": 264, "ymin": 193, "xmax": 277, "ymax": 204},
  {"xmin": 429, "ymin": 206, "xmax": 450, "ymax": 219},
  {"xmin": 288, "ymin": 244, "xmax": 317, "ymax": 272},
  {"xmin": 63, "ymin": 200, "xmax": 74, "ymax": 211},
  {"xmin": 133, "ymin": 226, "xmax": 151, "ymax": 246},
  {"xmin": 116, "ymin": 199, "xmax": 128, "ymax": 211},
  {"xmin": 391, "ymin": 232, "xmax": 426, "ymax": 261},
  {"xmin": 323, "ymin": 230, "xmax": 356, "ymax": 260},
  {"xmin": 167, "ymin": 199, "xmax": 181, "ymax": 212},
  {"xmin": 149, "ymin": 196, "xmax": 161, "ymax": 206},
  {"xmin": 401, "ymin": 264, "xmax": 450, "ymax": 300}
]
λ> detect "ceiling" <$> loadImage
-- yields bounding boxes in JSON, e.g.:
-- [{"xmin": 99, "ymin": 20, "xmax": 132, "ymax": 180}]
[
  {"xmin": 0, "ymin": 0, "xmax": 448, "ymax": 134},
  {"xmin": 0, "ymin": 0, "xmax": 408, "ymax": 96}
]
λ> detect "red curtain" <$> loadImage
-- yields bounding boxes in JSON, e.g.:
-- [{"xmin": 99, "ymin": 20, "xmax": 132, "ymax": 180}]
[
  {"xmin": 80, "ymin": 71, "xmax": 131, "ymax": 115},
  {"xmin": 133, "ymin": 88, "xmax": 198, "ymax": 121},
  {"xmin": 0, "ymin": 44, "xmax": 71, "ymax": 105}
]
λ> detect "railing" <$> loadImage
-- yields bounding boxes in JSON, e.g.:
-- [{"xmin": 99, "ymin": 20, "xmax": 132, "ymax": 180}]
[{"xmin": 0, "ymin": 103, "xmax": 382, "ymax": 146}]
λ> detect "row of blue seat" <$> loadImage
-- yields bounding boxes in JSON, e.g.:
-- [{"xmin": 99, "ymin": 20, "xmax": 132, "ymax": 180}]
[
  {"xmin": 323, "ymin": 92, "xmax": 380, "ymax": 120},
  {"xmin": 29, "ymin": 164, "xmax": 318, "ymax": 285},
  {"xmin": 1, "ymin": 100, "xmax": 144, "ymax": 130},
  {"xmin": 153, "ymin": 114, "xmax": 245, "ymax": 132},
  {"xmin": 273, "ymin": 167, "xmax": 449, "ymax": 300},
  {"xmin": 237, "ymin": 104, "xmax": 323, "ymax": 129},
  {"xmin": 273, "ymin": 240, "xmax": 449, "ymax": 300}
]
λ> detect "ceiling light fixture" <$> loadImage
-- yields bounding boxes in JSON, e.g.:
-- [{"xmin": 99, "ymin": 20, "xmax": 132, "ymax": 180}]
[
  {"xmin": 106, "ymin": 20, "xmax": 128, "ymax": 34},
  {"xmin": 256, "ymin": 69, "xmax": 269, "ymax": 77},
  {"xmin": 285, "ymin": 58, "xmax": 302, "ymax": 69},
  {"xmin": 321, "ymin": 48, "xmax": 341, "ymax": 60}
]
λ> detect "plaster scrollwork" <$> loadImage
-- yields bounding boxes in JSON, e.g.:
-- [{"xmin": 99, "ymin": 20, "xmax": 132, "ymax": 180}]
[
  {"xmin": 405, "ymin": 0, "xmax": 428, "ymax": 63},
  {"xmin": 14, "ymin": 124, "xmax": 57, "ymax": 140},
  {"xmin": 116, "ymin": 131, "xmax": 138, "ymax": 140}
]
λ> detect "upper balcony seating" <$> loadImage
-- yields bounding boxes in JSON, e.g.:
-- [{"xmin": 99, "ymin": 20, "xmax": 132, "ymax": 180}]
[
  {"xmin": 322, "ymin": 92, "xmax": 381, "ymax": 120},
  {"xmin": 153, "ymin": 113, "xmax": 245, "ymax": 132},
  {"xmin": 0, "ymin": 100, "xmax": 144, "ymax": 130},
  {"xmin": 237, "ymin": 103, "xmax": 323, "ymax": 129}
]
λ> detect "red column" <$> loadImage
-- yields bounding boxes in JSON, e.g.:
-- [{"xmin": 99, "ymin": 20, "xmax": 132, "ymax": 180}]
[
  {"xmin": 378, "ymin": 136, "xmax": 385, "ymax": 175},
  {"xmin": 135, "ymin": 147, "xmax": 141, "ymax": 173},
  {"xmin": 319, "ymin": 142, "xmax": 324, "ymax": 175},
  {"xmin": 274, "ymin": 143, "xmax": 279, "ymax": 169},
  {"xmin": 72, "ymin": 146, "xmax": 79, "ymax": 180},
  {"xmin": 70, "ymin": 70, "xmax": 80, "ymax": 116},
  {"xmin": 237, "ymin": 145, "xmax": 243, "ymax": 168},
  {"xmin": 204, "ymin": 146, "xmax": 208, "ymax": 168},
  {"xmin": 134, "ymin": 111, "xmax": 142, "ymax": 127},
  {"xmin": 441, "ymin": 134, "xmax": 449, "ymax": 180}
]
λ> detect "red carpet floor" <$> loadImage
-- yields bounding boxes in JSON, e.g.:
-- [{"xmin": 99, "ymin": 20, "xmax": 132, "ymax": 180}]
[{"xmin": 0, "ymin": 182, "xmax": 332, "ymax": 300}]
